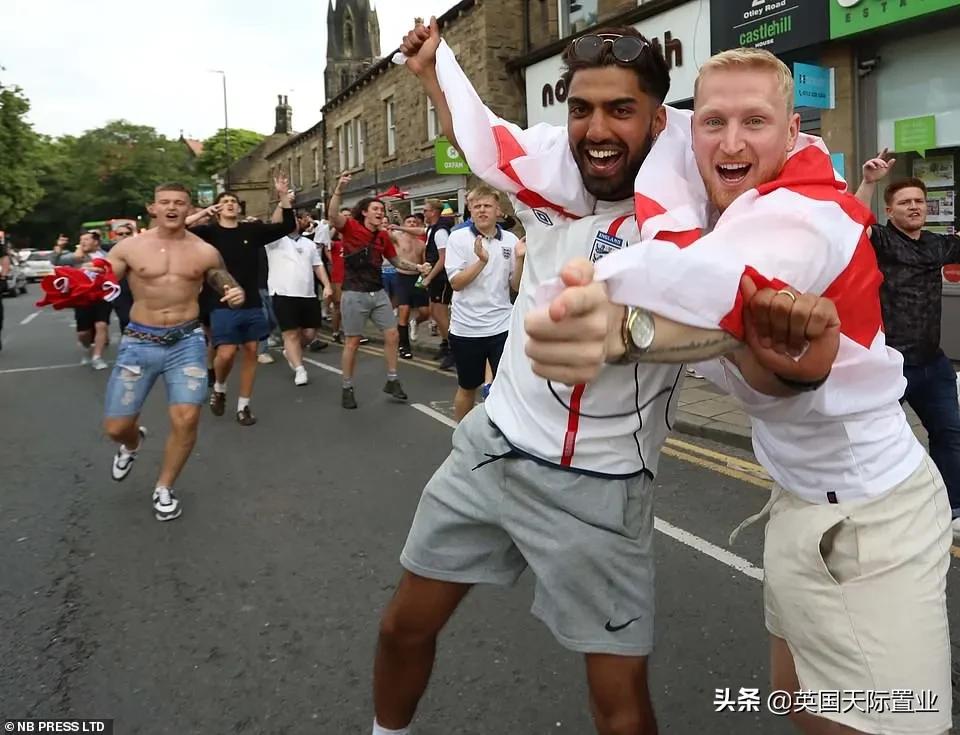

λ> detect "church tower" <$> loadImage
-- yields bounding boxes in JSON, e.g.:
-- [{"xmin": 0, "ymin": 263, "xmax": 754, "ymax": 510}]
[{"xmin": 325, "ymin": 0, "xmax": 382, "ymax": 102}]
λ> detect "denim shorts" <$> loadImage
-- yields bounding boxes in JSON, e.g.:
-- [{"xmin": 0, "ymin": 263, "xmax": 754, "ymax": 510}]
[
  {"xmin": 210, "ymin": 307, "xmax": 269, "ymax": 347},
  {"xmin": 104, "ymin": 322, "xmax": 208, "ymax": 417}
]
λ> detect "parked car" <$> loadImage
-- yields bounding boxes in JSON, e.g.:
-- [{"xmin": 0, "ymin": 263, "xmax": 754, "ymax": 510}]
[
  {"xmin": 1, "ymin": 257, "xmax": 28, "ymax": 296},
  {"xmin": 21, "ymin": 250, "xmax": 55, "ymax": 282}
]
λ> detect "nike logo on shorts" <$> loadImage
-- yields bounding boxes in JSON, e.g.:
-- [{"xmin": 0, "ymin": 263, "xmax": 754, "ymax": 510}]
[{"xmin": 604, "ymin": 616, "xmax": 643, "ymax": 632}]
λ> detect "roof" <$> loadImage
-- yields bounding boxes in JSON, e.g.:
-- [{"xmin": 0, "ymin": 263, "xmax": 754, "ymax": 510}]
[
  {"xmin": 181, "ymin": 137, "xmax": 204, "ymax": 157},
  {"xmin": 323, "ymin": 0, "xmax": 476, "ymax": 113}
]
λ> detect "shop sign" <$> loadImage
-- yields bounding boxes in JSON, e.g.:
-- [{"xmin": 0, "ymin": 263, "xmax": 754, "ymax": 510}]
[
  {"xmin": 711, "ymin": 0, "xmax": 830, "ymax": 54},
  {"xmin": 830, "ymin": 0, "xmax": 960, "ymax": 38},
  {"xmin": 894, "ymin": 115, "xmax": 937, "ymax": 156},
  {"xmin": 435, "ymin": 137, "xmax": 471, "ymax": 175},
  {"xmin": 793, "ymin": 63, "xmax": 835, "ymax": 109},
  {"xmin": 830, "ymin": 152, "xmax": 846, "ymax": 179}
]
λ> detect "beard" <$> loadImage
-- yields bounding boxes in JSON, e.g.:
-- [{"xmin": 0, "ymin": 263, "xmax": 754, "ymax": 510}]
[{"xmin": 572, "ymin": 130, "xmax": 655, "ymax": 202}]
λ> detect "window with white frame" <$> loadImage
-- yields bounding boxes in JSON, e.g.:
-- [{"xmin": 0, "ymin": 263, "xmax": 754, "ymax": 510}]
[
  {"xmin": 312, "ymin": 146, "xmax": 319, "ymax": 183},
  {"xmin": 338, "ymin": 125, "xmax": 347, "ymax": 171},
  {"xmin": 426, "ymin": 97, "xmax": 439, "ymax": 141},
  {"xmin": 287, "ymin": 156, "xmax": 293, "ymax": 187},
  {"xmin": 346, "ymin": 122, "xmax": 355, "ymax": 168},
  {"xmin": 356, "ymin": 119, "xmax": 365, "ymax": 167},
  {"xmin": 385, "ymin": 97, "xmax": 397, "ymax": 156},
  {"xmin": 296, "ymin": 155, "xmax": 303, "ymax": 190},
  {"xmin": 559, "ymin": 0, "xmax": 598, "ymax": 38}
]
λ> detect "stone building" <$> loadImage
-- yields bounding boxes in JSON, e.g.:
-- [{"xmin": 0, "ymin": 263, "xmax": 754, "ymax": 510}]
[
  {"xmin": 219, "ymin": 95, "xmax": 297, "ymax": 220},
  {"xmin": 319, "ymin": 0, "xmax": 526, "ymax": 219}
]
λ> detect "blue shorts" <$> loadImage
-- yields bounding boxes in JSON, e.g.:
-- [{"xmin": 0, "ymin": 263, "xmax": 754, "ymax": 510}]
[
  {"xmin": 210, "ymin": 307, "xmax": 269, "ymax": 347},
  {"xmin": 104, "ymin": 322, "xmax": 208, "ymax": 417}
]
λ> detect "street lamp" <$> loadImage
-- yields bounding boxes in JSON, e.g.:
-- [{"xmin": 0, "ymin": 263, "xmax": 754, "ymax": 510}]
[{"xmin": 210, "ymin": 70, "xmax": 231, "ymax": 189}]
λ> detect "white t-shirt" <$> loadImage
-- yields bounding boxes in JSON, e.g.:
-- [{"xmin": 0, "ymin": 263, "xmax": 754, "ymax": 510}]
[
  {"xmin": 265, "ymin": 235, "xmax": 322, "ymax": 298},
  {"xmin": 312, "ymin": 221, "xmax": 332, "ymax": 247},
  {"xmin": 445, "ymin": 225, "xmax": 517, "ymax": 337}
]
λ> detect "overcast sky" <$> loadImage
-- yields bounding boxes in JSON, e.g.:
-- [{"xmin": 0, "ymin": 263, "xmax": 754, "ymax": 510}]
[{"xmin": 0, "ymin": 0, "xmax": 456, "ymax": 141}]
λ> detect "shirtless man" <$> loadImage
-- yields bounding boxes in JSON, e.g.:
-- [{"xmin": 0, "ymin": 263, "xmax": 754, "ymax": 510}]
[
  {"xmin": 389, "ymin": 214, "xmax": 430, "ymax": 359},
  {"xmin": 102, "ymin": 182, "xmax": 244, "ymax": 522}
]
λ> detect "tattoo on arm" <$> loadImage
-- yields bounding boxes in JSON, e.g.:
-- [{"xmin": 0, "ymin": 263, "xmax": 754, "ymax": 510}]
[
  {"xmin": 633, "ymin": 333, "xmax": 740, "ymax": 364},
  {"xmin": 389, "ymin": 256, "xmax": 421, "ymax": 272},
  {"xmin": 206, "ymin": 264, "xmax": 240, "ymax": 293}
]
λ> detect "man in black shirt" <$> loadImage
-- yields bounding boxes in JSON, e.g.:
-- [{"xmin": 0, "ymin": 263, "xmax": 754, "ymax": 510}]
[
  {"xmin": 857, "ymin": 156, "xmax": 960, "ymax": 526},
  {"xmin": 187, "ymin": 174, "xmax": 295, "ymax": 425}
]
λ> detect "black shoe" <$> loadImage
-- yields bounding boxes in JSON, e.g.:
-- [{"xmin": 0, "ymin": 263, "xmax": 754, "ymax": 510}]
[
  {"xmin": 209, "ymin": 390, "xmax": 226, "ymax": 416},
  {"xmin": 439, "ymin": 353, "xmax": 456, "ymax": 371},
  {"xmin": 383, "ymin": 379, "xmax": 408, "ymax": 401},
  {"xmin": 342, "ymin": 386, "xmax": 358, "ymax": 409},
  {"xmin": 359, "ymin": 336, "xmax": 370, "ymax": 345},
  {"xmin": 399, "ymin": 346, "xmax": 413, "ymax": 360},
  {"xmin": 308, "ymin": 338, "xmax": 329, "ymax": 352},
  {"xmin": 236, "ymin": 406, "xmax": 257, "ymax": 426},
  {"xmin": 333, "ymin": 332, "xmax": 343, "ymax": 344}
]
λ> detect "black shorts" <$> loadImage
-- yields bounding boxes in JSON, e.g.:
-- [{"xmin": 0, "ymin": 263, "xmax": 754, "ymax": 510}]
[
  {"xmin": 428, "ymin": 272, "xmax": 452, "ymax": 305},
  {"xmin": 272, "ymin": 295, "xmax": 323, "ymax": 331},
  {"xmin": 74, "ymin": 301, "xmax": 112, "ymax": 332},
  {"xmin": 448, "ymin": 331, "xmax": 508, "ymax": 390},
  {"xmin": 395, "ymin": 273, "xmax": 430, "ymax": 308}
]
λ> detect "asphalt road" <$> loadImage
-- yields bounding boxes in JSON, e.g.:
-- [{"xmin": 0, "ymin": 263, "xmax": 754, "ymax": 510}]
[{"xmin": 1, "ymin": 289, "xmax": 959, "ymax": 735}]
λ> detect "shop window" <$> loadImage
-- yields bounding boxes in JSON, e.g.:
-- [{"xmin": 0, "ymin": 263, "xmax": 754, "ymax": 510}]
[{"xmin": 559, "ymin": 0, "xmax": 598, "ymax": 38}]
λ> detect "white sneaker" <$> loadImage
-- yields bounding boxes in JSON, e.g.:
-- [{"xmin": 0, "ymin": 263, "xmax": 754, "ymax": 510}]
[
  {"xmin": 294, "ymin": 366, "xmax": 309, "ymax": 386},
  {"xmin": 410, "ymin": 319, "xmax": 418, "ymax": 342},
  {"xmin": 91, "ymin": 356, "xmax": 109, "ymax": 370},
  {"xmin": 282, "ymin": 348, "xmax": 295, "ymax": 371},
  {"xmin": 257, "ymin": 353, "xmax": 275, "ymax": 364},
  {"xmin": 79, "ymin": 344, "xmax": 91, "ymax": 366},
  {"xmin": 152, "ymin": 486, "xmax": 182, "ymax": 522},
  {"xmin": 267, "ymin": 335, "xmax": 282, "ymax": 348},
  {"xmin": 112, "ymin": 426, "xmax": 146, "ymax": 482}
]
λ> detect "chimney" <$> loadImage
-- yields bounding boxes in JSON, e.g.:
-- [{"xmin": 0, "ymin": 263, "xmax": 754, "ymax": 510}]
[{"xmin": 275, "ymin": 94, "xmax": 293, "ymax": 135}]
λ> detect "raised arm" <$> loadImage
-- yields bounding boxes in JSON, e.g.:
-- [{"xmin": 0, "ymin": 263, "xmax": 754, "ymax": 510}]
[
  {"xmin": 400, "ymin": 19, "xmax": 458, "ymax": 150},
  {"xmin": 254, "ymin": 174, "xmax": 296, "ymax": 242},
  {"xmin": 186, "ymin": 204, "xmax": 221, "ymax": 227},
  {"xmin": 855, "ymin": 148, "xmax": 895, "ymax": 207},
  {"xmin": 328, "ymin": 173, "xmax": 351, "ymax": 231}
]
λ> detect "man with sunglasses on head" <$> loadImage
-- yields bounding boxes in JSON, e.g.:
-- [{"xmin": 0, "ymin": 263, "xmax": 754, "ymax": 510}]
[{"xmin": 368, "ymin": 20, "xmax": 730, "ymax": 735}]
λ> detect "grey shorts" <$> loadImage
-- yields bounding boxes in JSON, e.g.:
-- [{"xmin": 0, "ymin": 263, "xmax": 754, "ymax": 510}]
[
  {"xmin": 340, "ymin": 289, "xmax": 397, "ymax": 337},
  {"xmin": 401, "ymin": 406, "xmax": 656, "ymax": 656}
]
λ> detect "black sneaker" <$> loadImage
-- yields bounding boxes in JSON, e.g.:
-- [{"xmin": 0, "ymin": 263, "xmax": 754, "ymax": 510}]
[
  {"xmin": 308, "ymin": 338, "xmax": 328, "ymax": 352},
  {"xmin": 333, "ymin": 332, "xmax": 343, "ymax": 344},
  {"xmin": 383, "ymin": 379, "xmax": 408, "ymax": 401},
  {"xmin": 399, "ymin": 346, "xmax": 413, "ymax": 360},
  {"xmin": 236, "ymin": 406, "xmax": 257, "ymax": 426},
  {"xmin": 209, "ymin": 390, "xmax": 226, "ymax": 417},
  {"xmin": 152, "ymin": 486, "xmax": 182, "ymax": 522},
  {"xmin": 342, "ymin": 386, "xmax": 358, "ymax": 409}
]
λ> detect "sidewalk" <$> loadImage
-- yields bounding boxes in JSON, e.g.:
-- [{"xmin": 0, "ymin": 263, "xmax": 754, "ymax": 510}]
[{"xmin": 351, "ymin": 320, "xmax": 928, "ymax": 453}]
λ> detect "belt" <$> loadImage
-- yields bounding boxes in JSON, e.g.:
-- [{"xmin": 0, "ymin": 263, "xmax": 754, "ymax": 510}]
[{"xmin": 124, "ymin": 319, "xmax": 201, "ymax": 346}]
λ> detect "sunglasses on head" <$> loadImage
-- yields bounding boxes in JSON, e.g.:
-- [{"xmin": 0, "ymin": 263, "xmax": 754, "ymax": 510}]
[{"xmin": 571, "ymin": 34, "xmax": 650, "ymax": 64}]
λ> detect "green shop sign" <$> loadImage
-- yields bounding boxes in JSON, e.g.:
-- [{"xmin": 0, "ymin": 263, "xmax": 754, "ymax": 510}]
[
  {"xmin": 434, "ymin": 137, "xmax": 471, "ymax": 175},
  {"xmin": 894, "ymin": 115, "xmax": 937, "ymax": 156},
  {"xmin": 830, "ymin": 0, "xmax": 960, "ymax": 38}
]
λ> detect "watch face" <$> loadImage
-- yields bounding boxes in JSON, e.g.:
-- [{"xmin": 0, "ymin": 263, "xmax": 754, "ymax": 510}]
[{"xmin": 630, "ymin": 309, "xmax": 655, "ymax": 351}]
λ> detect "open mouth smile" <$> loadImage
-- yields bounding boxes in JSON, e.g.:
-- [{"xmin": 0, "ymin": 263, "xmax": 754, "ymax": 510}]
[
  {"xmin": 716, "ymin": 162, "xmax": 752, "ymax": 185},
  {"xmin": 585, "ymin": 147, "xmax": 625, "ymax": 172}
]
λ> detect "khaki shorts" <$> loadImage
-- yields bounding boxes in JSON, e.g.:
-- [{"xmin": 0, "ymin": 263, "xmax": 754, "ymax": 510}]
[{"xmin": 763, "ymin": 455, "xmax": 952, "ymax": 734}]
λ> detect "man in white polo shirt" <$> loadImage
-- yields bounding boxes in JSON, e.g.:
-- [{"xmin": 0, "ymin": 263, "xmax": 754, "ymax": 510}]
[
  {"xmin": 265, "ymin": 217, "xmax": 333, "ymax": 386},
  {"xmin": 445, "ymin": 185, "xmax": 524, "ymax": 421}
]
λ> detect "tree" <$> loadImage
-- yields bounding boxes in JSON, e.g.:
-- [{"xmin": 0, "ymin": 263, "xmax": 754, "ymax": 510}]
[
  {"xmin": 197, "ymin": 128, "xmax": 265, "ymax": 178},
  {"xmin": 0, "ymin": 82, "xmax": 44, "ymax": 228},
  {"xmin": 13, "ymin": 120, "xmax": 205, "ymax": 247}
]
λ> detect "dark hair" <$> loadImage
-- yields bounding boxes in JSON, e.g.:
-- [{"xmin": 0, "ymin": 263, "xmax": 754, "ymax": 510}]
[
  {"xmin": 83, "ymin": 230, "xmax": 101, "ymax": 242},
  {"xmin": 295, "ymin": 208, "xmax": 312, "ymax": 219},
  {"xmin": 352, "ymin": 197, "xmax": 385, "ymax": 223},
  {"xmin": 155, "ymin": 182, "xmax": 192, "ymax": 198},
  {"xmin": 215, "ymin": 191, "xmax": 240, "ymax": 205},
  {"xmin": 884, "ymin": 177, "xmax": 927, "ymax": 206},
  {"xmin": 560, "ymin": 27, "xmax": 670, "ymax": 104},
  {"xmin": 412, "ymin": 212, "xmax": 425, "ymax": 224}
]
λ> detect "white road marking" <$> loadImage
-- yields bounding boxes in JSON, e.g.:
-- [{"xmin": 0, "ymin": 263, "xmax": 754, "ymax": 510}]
[
  {"xmin": 411, "ymin": 403, "xmax": 458, "ymax": 429},
  {"xmin": 654, "ymin": 518, "xmax": 763, "ymax": 581},
  {"xmin": 0, "ymin": 363, "xmax": 83, "ymax": 375},
  {"xmin": 411, "ymin": 402, "xmax": 764, "ymax": 583},
  {"xmin": 19, "ymin": 312, "xmax": 39, "ymax": 326},
  {"xmin": 301, "ymin": 357, "xmax": 342, "ymax": 375}
]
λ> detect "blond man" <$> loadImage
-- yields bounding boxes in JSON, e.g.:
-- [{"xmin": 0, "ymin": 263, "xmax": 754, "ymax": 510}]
[
  {"xmin": 444, "ymin": 185, "xmax": 524, "ymax": 421},
  {"xmin": 530, "ymin": 47, "xmax": 952, "ymax": 735}
]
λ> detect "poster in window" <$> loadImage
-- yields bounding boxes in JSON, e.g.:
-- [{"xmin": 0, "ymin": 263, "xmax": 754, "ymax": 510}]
[
  {"xmin": 926, "ymin": 191, "xmax": 955, "ymax": 223},
  {"xmin": 913, "ymin": 156, "xmax": 955, "ymax": 188}
]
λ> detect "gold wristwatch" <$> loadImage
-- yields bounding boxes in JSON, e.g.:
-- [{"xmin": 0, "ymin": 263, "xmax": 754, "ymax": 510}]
[{"xmin": 616, "ymin": 306, "xmax": 656, "ymax": 363}]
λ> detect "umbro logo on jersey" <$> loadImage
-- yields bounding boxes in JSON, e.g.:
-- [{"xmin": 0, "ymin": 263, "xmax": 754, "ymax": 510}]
[
  {"xmin": 589, "ymin": 231, "xmax": 625, "ymax": 263},
  {"xmin": 533, "ymin": 209, "xmax": 553, "ymax": 227}
]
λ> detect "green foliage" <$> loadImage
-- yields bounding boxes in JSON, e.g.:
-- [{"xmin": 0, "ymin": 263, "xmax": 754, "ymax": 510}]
[
  {"xmin": 14, "ymin": 120, "xmax": 208, "ymax": 247},
  {"xmin": 0, "ymin": 83, "xmax": 44, "ymax": 227},
  {"xmin": 197, "ymin": 128, "xmax": 265, "ymax": 178}
]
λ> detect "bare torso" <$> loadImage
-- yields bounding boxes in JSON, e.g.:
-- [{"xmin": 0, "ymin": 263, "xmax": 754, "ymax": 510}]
[
  {"xmin": 110, "ymin": 229, "xmax": 220, "ymax": 327},
  {"xmin": 393, "ymin": 232, "xmax": 425, "ymax": 275}
]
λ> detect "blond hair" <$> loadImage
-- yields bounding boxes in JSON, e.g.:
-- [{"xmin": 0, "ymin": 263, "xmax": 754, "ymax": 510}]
[
  {"xmin": 424, "ymin": 198, "xmax": 444, "ymax": 212},
  {"xmin": 466, "ymin": 184, "xmax": 502, "ymax": 205},
  {"xmin": 695, "ymin": 47, "xmax": 794, "ymax": 114}
]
